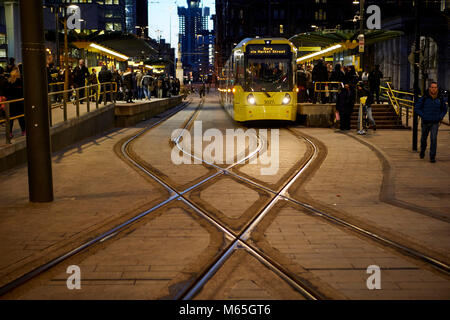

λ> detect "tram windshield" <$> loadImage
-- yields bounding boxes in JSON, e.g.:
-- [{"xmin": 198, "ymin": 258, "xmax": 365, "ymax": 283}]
[{"xmin": 245, "ymin": 58, "xmax": 292, "ymax": 92}]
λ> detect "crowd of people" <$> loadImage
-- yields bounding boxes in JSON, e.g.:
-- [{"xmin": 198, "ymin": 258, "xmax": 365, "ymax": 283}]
[
  {"xmin": 46, "ymin": 59, "xmax": 181, "ymax": 104},
  {"xmin": 297, "ymin": 59, "xmax": 383, "ymax": 105},
  {"xmin": 297, "ymin": 59, "xmax": 384, "ymax": 132},
  {"xmin": 1, "ymin": 57, "xmax": 184, "ymax": 139}
]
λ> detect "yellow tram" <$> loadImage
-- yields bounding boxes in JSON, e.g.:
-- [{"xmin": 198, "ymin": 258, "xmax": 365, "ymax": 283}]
[{"xmin": 219, "ymin": 38, "xmax": 298, "ymax": 121}]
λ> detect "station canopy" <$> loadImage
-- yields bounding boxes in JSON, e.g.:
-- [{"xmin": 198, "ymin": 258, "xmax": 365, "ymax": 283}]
[
  {"xmin": 73, "ymin": 33, "xmax": 158, "ymax": 62},
  {"xmin": 289, "ymin": 29, "xmax": 403, "ymax": 63}
]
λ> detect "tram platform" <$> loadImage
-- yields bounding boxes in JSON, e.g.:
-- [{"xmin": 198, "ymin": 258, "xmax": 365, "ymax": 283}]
[
  {"xmin": 0, "ymin": 95, "xmax": 448, "ymax": 299},
  {"xmin": 0, "ymin": 96, "xmax": 183, "ymax": 173}
]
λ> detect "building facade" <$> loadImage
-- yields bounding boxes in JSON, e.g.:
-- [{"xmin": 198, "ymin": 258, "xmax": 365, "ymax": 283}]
[
  {"xmin": 368, "ymin": 0, "xmax": 449, "ymax": 92},
  {"xmin": 214, "ymin": 0, "xmax": 355, "ymax": 69}
]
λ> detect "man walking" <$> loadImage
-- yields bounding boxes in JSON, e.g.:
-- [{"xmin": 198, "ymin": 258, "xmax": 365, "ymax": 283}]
[{"xmin": 415, "ymin": 82, "xmax": 448, "ymax": 163}]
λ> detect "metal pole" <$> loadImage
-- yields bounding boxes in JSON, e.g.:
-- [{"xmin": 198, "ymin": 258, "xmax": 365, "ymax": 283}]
[
  {"xmin": 55, "ymin": 8, "xmax": 60, "ymax": 68},
  {"xmin": 19, "ymin": 0, "xmax": 53, "ymax": 202},
  {"xmin": 64, "ymin": 14, "xmax": 69, "ymax": 101},
  {"xmin": 412, "ymin": 0, "xmax": 420, "ymax": 151},
  {"xmin": 359, "ymin": 0, "xmax": 364, "ymax": 73}
]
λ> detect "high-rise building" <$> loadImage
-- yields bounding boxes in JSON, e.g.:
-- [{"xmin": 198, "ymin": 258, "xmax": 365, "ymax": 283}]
[
  {"xmin": 214, "ymin": 0, "xmax": 354, "ymax": 69},
  {"xmin": 178, "ymin": 0, "xmax": 214, "ymax": 81}
]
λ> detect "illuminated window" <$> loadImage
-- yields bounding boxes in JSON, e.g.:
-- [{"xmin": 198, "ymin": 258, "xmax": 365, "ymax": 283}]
[
  {"xmin": 279, "ymin": 25, "xmax": 284, "ymax": 34},
  {"xmin": 114, "ymin": 23, "xmax": 122, "ymax": 31},
  {"xmin": 105, "ymin": 23, "xmax": 114, "ymax": 31}
]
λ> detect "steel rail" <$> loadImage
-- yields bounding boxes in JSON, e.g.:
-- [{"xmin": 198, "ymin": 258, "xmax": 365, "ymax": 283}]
[{"xmin": 0, "ymin": 99, "xmax": 194, "ymax": 297}]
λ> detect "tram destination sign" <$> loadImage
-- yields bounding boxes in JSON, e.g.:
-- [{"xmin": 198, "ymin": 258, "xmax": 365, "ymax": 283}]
[{"xmin": 246, "ymin": 44, "xmax": 291, "ymax": 56}]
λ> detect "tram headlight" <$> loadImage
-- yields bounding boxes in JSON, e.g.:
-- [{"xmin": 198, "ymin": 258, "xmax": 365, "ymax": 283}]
[
  {"xmin": 247, "ymin": 94, "xmax": 256, "ymax": 105},
  {"xmin": 282, "ymin": 93, "xmax": 291, "ymax": 105}
]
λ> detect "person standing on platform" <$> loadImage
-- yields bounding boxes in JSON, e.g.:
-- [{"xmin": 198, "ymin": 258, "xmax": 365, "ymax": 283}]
[
  {"xmin": 6, "ymin": 67, "xmax": 25, "ymax": 137},
  {"xmin": 312, "ymin": 59, "xmax": 329, "ymax": 103},
  {"xmin": 98, "ymin": 66, "xmax": 112, "ymax": 103},
  {"xmin": 329, "ymin": 64, "xmax": 345, "ymax": 103},
  {"xmin": 122, "ymin": 68, "xmax": 134, "ymax": 103},
  {"xmin": 369, "ymin": 65, "xmax": 383, "ymax": 104},
  {"xmin": 336, "ymin": 83, "xmax": 355, "ymax": 131},
  {"xmin": 88, "ymin": 68, "xmax": 98, "ymax": 102},
  {"xmin": 136, "ymin": 70, "xmax": 143, "ymax": 100},
  {"xmin": 141, "ymin": 71, "xmax": 152, "ymax": 100},
  {"xmin": 72, "ymin": 59, "xmax": 89, "ymax": 104},
  {"xmin": 415, "ymin": 82, "xmax": 448, "ymax": 163}
]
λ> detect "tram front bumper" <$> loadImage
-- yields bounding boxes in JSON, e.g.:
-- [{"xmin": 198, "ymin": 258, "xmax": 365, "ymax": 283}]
[{"xmin": 236, "ymin": 104, "xmax": 297, "ymax": 121}]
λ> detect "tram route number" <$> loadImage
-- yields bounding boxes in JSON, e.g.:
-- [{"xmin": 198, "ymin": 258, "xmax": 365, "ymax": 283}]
[{"xmin": 178, "ymin": 304, "xmax": 271, "ymax": 318}]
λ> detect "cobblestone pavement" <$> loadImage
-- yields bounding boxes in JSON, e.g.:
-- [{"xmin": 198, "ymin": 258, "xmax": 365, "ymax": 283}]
[{"xmin": 1, "ymin": 93, "xmax": 449, "ymax": 299}]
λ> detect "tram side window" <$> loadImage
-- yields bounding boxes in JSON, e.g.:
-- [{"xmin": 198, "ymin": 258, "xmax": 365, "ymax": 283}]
[{"xmin": 235, "ymin": 54, "xmax": 244, "ymax": 85}]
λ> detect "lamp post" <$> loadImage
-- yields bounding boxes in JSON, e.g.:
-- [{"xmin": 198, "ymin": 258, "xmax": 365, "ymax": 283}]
[
  {"xmin": 412, "ymin": 0, "xmax": 420, "ymax": 151},
  {"xmin": 359, "ymin": 0, "xmax": 365, "ymax": 72},
  {"xmin": 20, "ymin": 0, "xmax": 53, "ymax": 202}
]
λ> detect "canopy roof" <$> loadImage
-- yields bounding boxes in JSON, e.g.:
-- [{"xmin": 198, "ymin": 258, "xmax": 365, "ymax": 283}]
[
  {"xmin": 92, "ymin": 33, "xmax": 158, "ymax": 60},
  {"xmin": 289, "ymin": 29, "xmax": 403, "ymax": 48}
]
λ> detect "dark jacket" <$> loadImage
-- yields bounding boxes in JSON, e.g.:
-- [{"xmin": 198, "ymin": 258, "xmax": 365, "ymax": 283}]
[
  {"xmin": 312, "ymin": 61, "xmax": 328, "ymax": 83},
  {"xmin": 330, "ymin": 67, "xmax": 345, "ymax": 83},
  {"xmin": 72, "ymin": 65, "xmax": 89, "ymax": 86},
  {"xmin": 358, "ymin": 86, "xmax": 374, "ymax": 106},
  {"xmin": 336, "ymin": 87, "xmax": 356, "ymax": 114},
  {"xmin": 369, "ymin": 69, "xmax": 383, "ymax": 88},
  {"xmin": 122, "ymin": 71, "xmax": 133, "ymax": 90},
  {"xmin": 88, "ymin": 72, "xmax": 98, "ymax": 85},
  {"xmin": 0, "ymin": 74, "xmax": 8, "ymax": 97},
  {"xmin": 98, "ymin": 69, "xmax": 112, "ymax": 83},
  {"xmin": 6, "ymin": 78, "xmax": 24, "ymax": 116},
  {"xmin": 415, "ymin": 91, "xmax": 448, "ymax": 123},
  {"xmin": 344, "ymin": 66, "xmax": 359, "ymax": 86}
]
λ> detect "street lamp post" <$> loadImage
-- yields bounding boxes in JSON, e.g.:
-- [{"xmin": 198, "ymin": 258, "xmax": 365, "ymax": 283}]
[
  {"xmin": 359, "ymin": 0, "xmax": 365, "ymax": 72},
  {"xmin": 412, "ymin": 0, "xmax": 420, "ymax": 151},
  {"xmin": 20, "ymin": 0, "xmax": 53, "ymax": 202}
]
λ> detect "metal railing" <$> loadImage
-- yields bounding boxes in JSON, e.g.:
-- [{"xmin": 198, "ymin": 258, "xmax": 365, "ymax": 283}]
[
  {"xmin": 0, "ymin": 82, "xmax": 117, "ymax": 144},
  {"xmin": 313, "ymin": 81, "xmax": 343, "ymax": 103},
  {"xmin": 380, "ymin": 82, "xmax": 414, "ymax": 127},
  {"xmin": 313, "ymin": 81, "xmax": 344, "ymax": 93}
]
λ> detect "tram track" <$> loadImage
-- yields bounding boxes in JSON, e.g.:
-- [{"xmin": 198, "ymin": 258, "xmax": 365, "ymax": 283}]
[
  {"xmin": 1, "ymin": 94, "xmax": 448, "ymax": 299},
  {"xmin": 119, "ymin": 97, "xmax": 326, "ymax": 299},
  {"xmin": 168, "ymin": 111, "xmax": 449, "ymax": 298}
]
